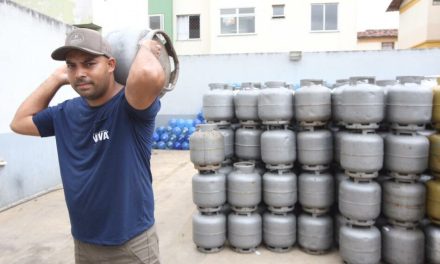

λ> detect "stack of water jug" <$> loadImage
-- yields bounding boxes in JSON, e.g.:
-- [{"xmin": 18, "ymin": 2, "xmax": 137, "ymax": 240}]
[
  {"xmin": 427, "ymin": 77, "xmax": 440, "ymax": 264},
  {"xmin": 295, "ymin": 79, "xmax": 334, "ymax": 255},
  {"xmin": 189, "ymin": 77, "xmax": 440, "ymax": 263}
]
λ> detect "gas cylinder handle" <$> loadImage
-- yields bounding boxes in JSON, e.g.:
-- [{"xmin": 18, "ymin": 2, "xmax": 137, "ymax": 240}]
[{"xmin": 143, "ymin": 30, "xmax": 180, "ymax": 95}]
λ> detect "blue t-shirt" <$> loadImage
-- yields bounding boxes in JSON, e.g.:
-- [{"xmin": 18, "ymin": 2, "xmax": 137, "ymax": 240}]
[{"xmin": 33, "ymin": 88, "xmax": 160, "ymax": 245}]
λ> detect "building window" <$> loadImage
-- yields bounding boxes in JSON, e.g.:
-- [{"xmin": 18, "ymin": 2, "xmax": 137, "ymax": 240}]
[
  {"xmin": 434, "ymin": 0, "xmax": 440, "ymax": 5},
  {"xmin": 382, "ymin": 42, "xmax": 395, "ymax": 50},
  {"xmin": 149, "ymin": 15, "xmax": 164, "ymax": 30},
  {"xmin": 220, "ymin": 8, "xmax": 255, "ymax": 35},
  {"xmin": 272, "ymin": 5, "xmax": 285, "ymax": 18},
  {"xmin": 177, "ymin": 15, "xmax": 200, "ymax": 40},
  {"xmin": 311, "ymin": 3, "xmax": 338, "ymax": 31}
]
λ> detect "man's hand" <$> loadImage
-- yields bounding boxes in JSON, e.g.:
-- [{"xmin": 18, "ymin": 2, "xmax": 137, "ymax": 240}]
[
  {"xmin": 125, "ymin": 39, "xmax": 165, "ymax": 110},
  {"xmin": 10, "ymin": 66, "xmax": 69, "ymax": 136},
  {"xmin": 138, "ymin": 40, "xmax": 162, "ymax": 59},
  {"xmin": 51, "ymin": 65, "xmax": 70, "ymax": 87}
]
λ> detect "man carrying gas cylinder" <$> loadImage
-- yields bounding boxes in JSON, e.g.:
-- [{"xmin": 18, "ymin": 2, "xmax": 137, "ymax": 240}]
[{"xmin": 10, "ymin": 27, "xmax": 165, "ymax": 263}]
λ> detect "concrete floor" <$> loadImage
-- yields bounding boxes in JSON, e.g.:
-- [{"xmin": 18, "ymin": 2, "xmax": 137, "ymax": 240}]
[{"xmin": 0, "ymin": 150, "xmax": 342, "ymax": 264}]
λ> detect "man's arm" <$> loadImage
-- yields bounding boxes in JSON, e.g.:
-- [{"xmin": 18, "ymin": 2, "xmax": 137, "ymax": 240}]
[
  {"xmin": 125, "ymin": 40, "xmax": 165, "ymax": 110},
  {"xmin": 10, "ymin": 65, "xmax": 69, "ymax": 136}
]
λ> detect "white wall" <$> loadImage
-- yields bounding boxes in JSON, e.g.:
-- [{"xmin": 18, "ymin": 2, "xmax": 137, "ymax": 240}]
[
  {"xmin": 0, "ymin": 1, "xmax": 76, "ymax": 134},
  {"xmin": 0, "ymin": 1, "xmax": 74, "ymax": 210},
  {"xmin": 159, "ymin": 48, "xmax": 440, "ymax": 119}
]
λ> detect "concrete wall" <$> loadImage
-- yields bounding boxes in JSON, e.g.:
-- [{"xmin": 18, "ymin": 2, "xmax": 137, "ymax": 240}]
[
  {"xmin": 158, "ymin": 48, "xmax": 440, "ymax": 124},
  {"xmin": 0, "ymin": 1, "xmax": 73, "ymax": 210}
]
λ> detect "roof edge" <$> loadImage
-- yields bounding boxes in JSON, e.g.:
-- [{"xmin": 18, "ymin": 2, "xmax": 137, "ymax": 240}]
[{"xmin": 387, "ymin": 0, "xmax": 404, "ymax": 11}]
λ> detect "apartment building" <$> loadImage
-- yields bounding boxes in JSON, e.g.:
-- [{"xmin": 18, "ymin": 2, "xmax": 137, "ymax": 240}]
[
  {"xmin": 387, "ymin": 0, "xmax": 440, "ymax": 48},
  {"xmin": 165, "ymin": 0, "xmax": 398, "ymax": 54}
]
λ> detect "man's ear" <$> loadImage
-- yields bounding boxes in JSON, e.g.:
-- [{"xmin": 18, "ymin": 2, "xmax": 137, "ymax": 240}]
[{"xmin": 108, "ymin": 57, "xmax": 116, "ymax": 72}]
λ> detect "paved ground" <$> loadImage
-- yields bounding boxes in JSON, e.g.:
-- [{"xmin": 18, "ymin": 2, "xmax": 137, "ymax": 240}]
[{"xmin": 0, "ymin": 150, "xmax": 342, "ymax": 264}]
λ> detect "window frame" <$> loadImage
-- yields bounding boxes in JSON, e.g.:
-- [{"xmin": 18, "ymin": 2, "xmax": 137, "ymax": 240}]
[
  {"xmin": 434, "ymin": 0, "xmax": 440, "ymax": 5},
  {"xmin": 272, "ymin": 4, "xmax": 285, "ymax": 19},
  {"xmin": 219, "ymin": 7, "xmax": 256, "ymax": 36},
  {"xmin": 381, "ymin": 42, "xmax": 395, "ymax": 50},
  {"xmin": 149, "ymin": 14, "xmax": 164, "ymax": 30},
  {"xmin": 176, "ymin": 14, "xmax": 201, "ymax": 41},
  {"xmin": 310, "ymin": 3, "xmax": 339, "ymax": 32}
]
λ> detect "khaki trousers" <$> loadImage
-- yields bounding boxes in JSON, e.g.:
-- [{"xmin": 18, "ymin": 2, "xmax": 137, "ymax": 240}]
[{"xmin": 74, "ymin": 225, "xmax": 160, "ymax": 264}]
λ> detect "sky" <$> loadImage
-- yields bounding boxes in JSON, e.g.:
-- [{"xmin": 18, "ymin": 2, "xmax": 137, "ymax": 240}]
[{"xmin": 356, "ymin": 0, "xmax": 399, "ymax": 31}]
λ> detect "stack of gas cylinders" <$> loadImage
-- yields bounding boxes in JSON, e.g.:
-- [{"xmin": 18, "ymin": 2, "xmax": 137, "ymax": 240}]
[
  {"xmin": 259, "ymin": 81, "xmax": 296, "ymax": 253},
  {"xmin": 295, "ymin": 79, "xmax": 334, "ymax": 255},
  {"xmin": 427, "ymin": 77, "xmax": 440, "ymax": 264},
  {"xmin": 187, "ymin": 77, "xmax": 440, "ymax": 263},
  {"xmin": 190, "ymin": 123, "xmax": 227, "ymax": 253}
]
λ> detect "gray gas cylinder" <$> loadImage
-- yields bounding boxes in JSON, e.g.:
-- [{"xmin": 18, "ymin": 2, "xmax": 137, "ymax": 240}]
[
  {"xmin": 263, "ymin": 169, "xmax": 297, "ymax": 213},
  {"xmin": 105, "ymin": 29, "xmax": 179, "ymax": 98},
  {"xmin": 218, "ymin": 160, "xmax": 233, "ymax": 176},
  {"xmin": 253, "ymin": 162, "xmax": 266, "ymax": 176},
  {"xmin": 192, "ymin": 171, "xmax": 226, "ymax": 212},
  {"xmin": 227, "ymin": 162, "xmax": 261, "ymax": 212},
  {"xmin": 339, "ymin": 178, "xmax": 381, "ymax": 226},
  {"xmin": 387, "ymin": 76, "xmax": 433, "ymax": 129},
  {"xmin": 203, "ymin": 83, "xmax": 235, "ymax": 122},
  {"xmin": 298, "ymin": 213, "xmax": 334, "ymax": 254},
  {"xmin": 334, "ymin": 213, "xmax": 349, "ymax": 246},
  {"xmin": 192, "ymin": 212, "xmax": 226, "ymax": 253},
  {"xmin": 298, "ymin": 171, "xmax": 334, "ymax": 214},
  {"xmin": 295, "ymin": 80, "xmax": 332, "ymax": 126},
  {"xmin": 340, "ymin": 77, "xmax": 385, "ymax": 128},
  {"xmin": 189, "ymin": 124, "xmax": 225, "ymax": 170},
  {"xmin": 228, "ymin": 212, "xmax": 262, "ymax": 253},
  {"xmin": 385, "ymin": 132, "xmax": 429, "ymax": 176},
  {"xmin": 263, "ymin": 212, "xmax": 296, "ymax": 252},
  {"xmin": 339, "ymin": 225, "xmax": 381, "ymax": 264},
  {"xmin": 334, "ymin": 130, "xmax": 350, "ymax": 164},
  {"xmin": 382, "ymin": 179, "xmax": 426, "ymax": 226},
  {"xmin": 376, "ymin": 80, "xmax": 395, "ymax": 119},
  {"xmin": 258, "ymin": 81, "xmax": 294, "ymax": 124},
  {"xmin": 297, "ymin": 129, "xmax": 333, "ymax": 169},
  {"xmin": 235, "ymin": 125, "xmax": 263, "ymax": 161},
  {"xmin": 425, "ymin": 224, "xmax": 440, "ymax": 264},
  {"xmin": 235, "ymin": 83, "xmax": 261, "ymax": 122},
  {"xmin": 382, "ymin": 225, "xmax": 425, "ymax": 264},
  {"xmin": 335, "ymin": 171, "xmax": 349, "ymax": 203},
  {"xmin": 217, "ymin": 125, "xmax": 235, "ymax": 160},
  {"xmin": 261, "ymin": 128, "xmax": 296, "ymax": 169},
  {"xmin": 332, "ymin": 83, "xmax": 347, "ymax": 123},
  {"xmin": 340, "ymin": 132, "xmax": 383, "ymax": 177}
]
